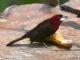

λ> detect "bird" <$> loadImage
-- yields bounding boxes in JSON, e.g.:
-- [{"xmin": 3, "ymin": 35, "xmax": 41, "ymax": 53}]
[{"xmin": 7, "ymin": 14, "xmax": 67, "ymax": 46}]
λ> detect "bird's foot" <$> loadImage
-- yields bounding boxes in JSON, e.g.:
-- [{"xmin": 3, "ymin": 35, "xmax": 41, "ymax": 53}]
[{"xmin": 42, "ymin": 42, "xmax": 48, "ymax": 48}]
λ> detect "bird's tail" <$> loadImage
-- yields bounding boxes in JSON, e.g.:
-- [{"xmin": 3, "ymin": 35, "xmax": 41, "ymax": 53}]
[{"xmin": 7, "ymin": 32, "xmax": 29, "ymax": 46}]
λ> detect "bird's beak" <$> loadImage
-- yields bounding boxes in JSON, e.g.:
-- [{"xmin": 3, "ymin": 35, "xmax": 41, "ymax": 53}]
[{"xmin": 60, "ymin": 16, "xmax": 67, "ymax": 21}]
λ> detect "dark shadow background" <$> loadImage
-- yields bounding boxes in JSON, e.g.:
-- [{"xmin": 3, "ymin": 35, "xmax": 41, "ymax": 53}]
[{"xmin": 61, "ymin": 21, "xmax": 80, "ymax": 30}]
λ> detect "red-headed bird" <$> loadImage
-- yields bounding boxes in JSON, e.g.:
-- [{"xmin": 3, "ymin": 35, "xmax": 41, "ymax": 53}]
[{"xmin": 7, "ymin": 14, "xmax": 67, "ymax": 46}]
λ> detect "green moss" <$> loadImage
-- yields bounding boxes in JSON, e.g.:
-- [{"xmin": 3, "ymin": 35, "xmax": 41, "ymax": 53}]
[{"xmin": 60, "ymin": 0, "xmax": 69, "ymax": 4}]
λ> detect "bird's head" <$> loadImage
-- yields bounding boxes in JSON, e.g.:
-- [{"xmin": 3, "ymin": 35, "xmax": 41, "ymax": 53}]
[
  {"xmin": 50, "ymin": 14, "xmax": 67, "ymax": 26},
  {"xmin": 50, "ymin": 14, "xmax": 67, "ymax": 31}
]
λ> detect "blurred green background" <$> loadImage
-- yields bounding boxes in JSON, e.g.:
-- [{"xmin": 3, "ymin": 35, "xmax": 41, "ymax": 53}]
[{"xmin": 0, "ymin": 0, "xmax": 68, "ymax": 12}]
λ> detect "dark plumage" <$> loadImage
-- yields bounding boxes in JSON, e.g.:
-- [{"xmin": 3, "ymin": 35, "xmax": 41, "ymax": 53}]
[{"xmin": 7, "ymin": 14, "xmax": 65, "ymax": 46}]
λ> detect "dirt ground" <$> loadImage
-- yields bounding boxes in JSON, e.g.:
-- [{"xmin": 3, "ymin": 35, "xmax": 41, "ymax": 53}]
[
  {"xmin": 0, "ymin": 20, "xmax": 80, "ymax": 60},
  {"xmin": 0, "ymin": 0, "xmax": 80, "ymax": 60}
]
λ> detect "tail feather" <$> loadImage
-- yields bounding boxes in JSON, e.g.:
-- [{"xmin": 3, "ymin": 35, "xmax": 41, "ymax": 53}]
[{"xmin": 7, "ymin": 33, "xmax": 29, "ymax": 46}]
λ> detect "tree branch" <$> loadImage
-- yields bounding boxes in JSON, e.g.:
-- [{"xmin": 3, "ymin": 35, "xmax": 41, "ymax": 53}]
[{"xmin": 60, "ymin": 5, "xmax": 80, "ymax": 17}]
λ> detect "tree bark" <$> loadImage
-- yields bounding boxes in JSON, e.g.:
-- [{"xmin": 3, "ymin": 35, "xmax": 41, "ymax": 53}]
[{"xmin": 60, "ymin": 5, "xmax": 80, "ymax": 17}]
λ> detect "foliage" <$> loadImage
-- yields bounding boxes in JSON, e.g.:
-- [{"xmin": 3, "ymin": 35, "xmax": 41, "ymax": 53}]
[{"xmin": 0, "ymin": 0, "xmax": 69, "ymax": 12}]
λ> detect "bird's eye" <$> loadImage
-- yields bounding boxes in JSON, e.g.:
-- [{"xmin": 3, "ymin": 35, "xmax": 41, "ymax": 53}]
[{"xmin": 60, "ymin": 16, "xmax": 67, "ymax": 21}]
